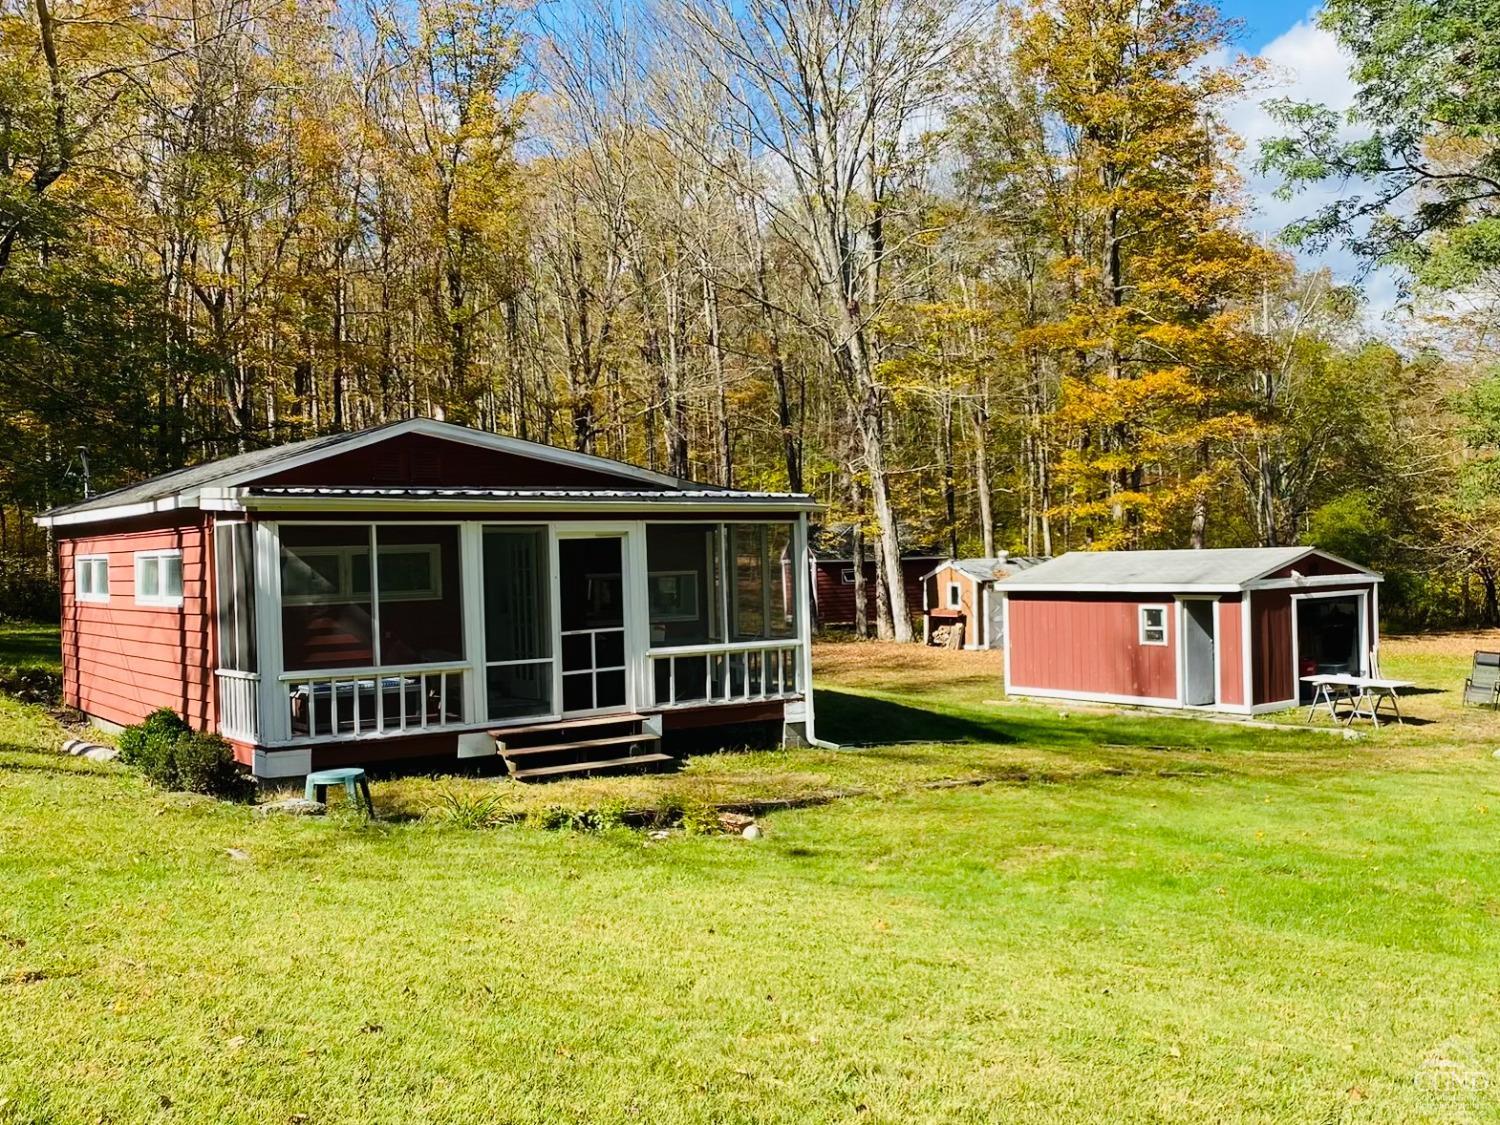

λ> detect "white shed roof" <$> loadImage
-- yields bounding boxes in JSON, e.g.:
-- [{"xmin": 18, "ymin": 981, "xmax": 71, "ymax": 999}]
[{"xmin": 998, "ymin": 547, "xmax": 1378, "ymax": 592}]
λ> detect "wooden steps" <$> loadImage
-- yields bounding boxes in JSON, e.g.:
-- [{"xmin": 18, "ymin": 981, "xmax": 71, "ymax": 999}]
[
  {"xmin": 499, "ymin": 733, "xmax": 659, "ymax": 760},
  {"xmin": 489, "ymin": 713, "xmax": 647, "ymax": 738},
  {"xmin": 512, "ymin": 752, "xmax": 675, "ymax": 780},
  {"xmin": 489, "ymin": 714, "xmax": 675, "ymax": 781}
]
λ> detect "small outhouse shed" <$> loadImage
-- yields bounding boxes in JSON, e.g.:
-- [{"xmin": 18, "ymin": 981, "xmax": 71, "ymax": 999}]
[
  {"xmin": 921, "ymin": 555, "xmax": 1047, "ymax": 650},
  {"xmin": 998, "ymin": 547, "xmax": 1382, "ymax": 714}
]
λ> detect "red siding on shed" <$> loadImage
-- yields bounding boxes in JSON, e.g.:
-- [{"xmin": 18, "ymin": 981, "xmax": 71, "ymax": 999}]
[
  {"xmin": 57, "ymin": 517, "xmax": 216, "ymax": 731},
  {"xmin": 1217, "ymin": 594, "xmax": 1245, "ymax": 706},
  {"xmin": 1007, "ymin": 593, "xmax": 1178, "ymax": 702},
  {"xmin": 1250, "ymin": 589, "xmax": 1293, "ymax": 706},
  {"xmin": 254, "ymin": 432, "xmax": 663, "ymax": 489}
]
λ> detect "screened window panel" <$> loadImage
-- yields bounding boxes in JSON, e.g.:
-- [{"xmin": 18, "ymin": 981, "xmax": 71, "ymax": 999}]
[
  {"xmin": 646, "ymin": 524, "xmax": 723, "ymax": 647},
  {"xmin": 214, "ymin": 522, "xmax": 257, "ymax": 672},
  {"xmin": 280, "ymin": 525, "xmax": 374, "ymax": 671},
  {"xmin": 375, "ymin": 525, "xmax": 462, "ymax": 665}
]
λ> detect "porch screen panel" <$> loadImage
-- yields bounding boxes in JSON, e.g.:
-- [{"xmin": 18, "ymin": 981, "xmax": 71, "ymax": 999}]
[
  {"xmin": 483, "ymin": 527, "xmax": 553, "ymax": 721},
  {"xmin": 214, "ymin": 521, "xmax": 257, "ymax": 672},
  {"xmin": 375, "ymin": 525, "xmax": 462, "ymax": 665},
  {"xmin": 280, "ymin": 525, "xmax": 373, "ymax": 672},
  {"xmin": 647, "ymin": 523, "xmax": 724, "ymax": 703},
  {"xmin": 729, "ymin": 523, "xmax": 799, "ymax": 640},
  {"xmin": 730, "ymin": 525, "xmax": 767, "ymax": 639}
]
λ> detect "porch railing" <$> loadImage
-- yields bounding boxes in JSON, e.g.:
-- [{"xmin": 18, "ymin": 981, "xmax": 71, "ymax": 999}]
[
  {"xmin": 278, "ymin": 662, "xmax": 469, "ymax": 741},
  {"xmin": 215, "ymin": 669, "xmax": 261, "ymax": 742},
  {"xmin": 648, "ymin": 640, "xmax": 802, "ymax": 708}
]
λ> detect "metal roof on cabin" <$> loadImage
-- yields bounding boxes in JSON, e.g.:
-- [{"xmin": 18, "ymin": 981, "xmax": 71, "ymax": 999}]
[
  {"xmin": 996, "ymin": 547, "xmax": 1352, "ymax": 589},
  {"xmin": 250, "ymin": 485, "xmax": 810, "ymax": 502}
]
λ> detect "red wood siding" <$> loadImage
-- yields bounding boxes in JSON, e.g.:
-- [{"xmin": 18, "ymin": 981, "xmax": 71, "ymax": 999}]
[
  {"xmin": 1250, "ymin": 589, "xmax": 1293, "ymax": 705},
  {"xmin": 57, "ymin": 517, "xmax": 216, "ymax": 731},
  {"xmin": 255, "ymin": 432, "xmax": 667, "ymax": 489},
  {"xmin": 813, "ymin": 558, "xmax": 934, "ymax": 627},
  {"xmin": 1217, "ymin": 594, "xmax": 1245, "ymax": 706},
  {"xmin": 1007, "ymin": 593, "xmax": 1178, "ymax": 701}
]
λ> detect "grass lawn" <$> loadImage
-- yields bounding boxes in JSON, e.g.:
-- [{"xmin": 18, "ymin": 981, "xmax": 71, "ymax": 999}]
[
  {"xmin": 3, "ymin": 625, "xmax": 1500, "ymax": 1122},
  {"xmin": 0, "ymin": 621, "xmax": 60, "ymax": 674}
]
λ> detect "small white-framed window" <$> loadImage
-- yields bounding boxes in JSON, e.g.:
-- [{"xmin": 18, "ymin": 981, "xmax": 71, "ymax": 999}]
[
  {"xmin": 947, "ymin": 581, "xmax": 962, "ymax": 609},
  {"xmin": 75, "ymin": 555, "xmax": 110, "ymax": 603},
  {"xmin": 1139, "ymin": 604, "xmax": 1168, "ymax": 646},
  {"xmin": 135, "ymin": 550, "xmax": 184, "ymax": 608},
  {"xmin": 839, "ymin": 568, "xmax": 856, "ymax": 584}
]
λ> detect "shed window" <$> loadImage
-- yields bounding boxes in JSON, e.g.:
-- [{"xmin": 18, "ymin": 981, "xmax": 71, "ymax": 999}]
[
  {"xmin": 839, "ymin": 568, "xmax": 855, "ymax": 584},
  {"xmin": 135, "ymin": 550, "xmax": 183, "ymax": 607},
  {"xmin": 1139, "ymin": 604, "xmax": 1168, "ymax": 646},
  {"xmin": 947, "ymin": 581, "xmax": 962, "ymax": 609},
  {"xmin": 76, "ymin": 555, "xmax": 109, "ymax": 603}
]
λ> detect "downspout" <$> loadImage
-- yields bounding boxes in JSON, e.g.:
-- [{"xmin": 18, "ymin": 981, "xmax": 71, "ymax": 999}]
[{"xmin": 797, "ymin": 510, "xmax": 839, "ymax": 749}]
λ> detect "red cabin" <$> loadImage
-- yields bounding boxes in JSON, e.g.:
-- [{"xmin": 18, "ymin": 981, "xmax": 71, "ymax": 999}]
[
  {"xmin": 38, "ymin": 420, "xmax": 821, "ymax": 779},
  {"xmin": 999, "ymin": 548, "xmax": 1382, "ymax": 713}
]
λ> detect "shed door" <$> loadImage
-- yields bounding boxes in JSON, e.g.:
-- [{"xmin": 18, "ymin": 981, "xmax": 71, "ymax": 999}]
[{"xmin": 1183, "ymin": 600, "xmax": 1217, "ymax": 706}]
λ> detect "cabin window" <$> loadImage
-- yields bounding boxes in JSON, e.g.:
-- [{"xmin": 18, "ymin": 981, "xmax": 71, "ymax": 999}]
[
  {"xmin": 134, "ymin": 550, "xmax": 183, "ymax": 607},
  {"xmin": 947, "ymin": 582, "xmax": 962, "ymax": 609},
  {"xmin": 840, "ymin": 568, "xmax": 855, "ymax": 584},
  {"xmin": 75, "ymin": 555, "xmax": 110, "ymax": 603},
  {"xmin": 643, "ymin": 523, "xmax": 797, "ymax": 643},
  {"xmin": 1139, "ymin": 604, "xmax": 1168, "ymax": 646}
]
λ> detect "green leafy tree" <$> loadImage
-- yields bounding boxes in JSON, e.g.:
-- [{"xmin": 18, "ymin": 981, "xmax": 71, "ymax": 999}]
[{"xmin": 1259, "ymin": 0, "xmax": 1500, "ymax": 291}]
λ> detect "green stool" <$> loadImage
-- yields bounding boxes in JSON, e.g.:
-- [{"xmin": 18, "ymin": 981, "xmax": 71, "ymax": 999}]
[{"xmin": 304, "ymin": 767, "xmax": 375, "ymax": 817}]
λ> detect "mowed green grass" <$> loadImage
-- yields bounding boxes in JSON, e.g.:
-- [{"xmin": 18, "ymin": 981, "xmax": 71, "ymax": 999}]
[{"xmin": 3, "ymin": 628, "xmax": 1500, "ymax": 1122}]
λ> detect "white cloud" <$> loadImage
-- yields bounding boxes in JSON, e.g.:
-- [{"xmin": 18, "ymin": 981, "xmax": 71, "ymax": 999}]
[{"xmin": 1222, "ymin": 17, "xmax": 1408, "ymax": 326}]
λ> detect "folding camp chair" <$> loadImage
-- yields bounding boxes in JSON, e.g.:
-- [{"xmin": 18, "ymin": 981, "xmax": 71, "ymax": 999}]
[{"xmin": 1463, "ymin": 651, "xmax": 1500, "ymax": 708}]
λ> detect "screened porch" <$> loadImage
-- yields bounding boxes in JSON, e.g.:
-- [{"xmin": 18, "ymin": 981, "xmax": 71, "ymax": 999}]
[{"xmin": 212, "ymin": 517, "xmax": 809, "ymax": 748}]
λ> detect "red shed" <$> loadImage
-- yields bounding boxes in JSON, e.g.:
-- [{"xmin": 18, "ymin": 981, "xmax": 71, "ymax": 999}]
[
  {"xmin": 37, "ymin": 419, "xmax": 822, "ymax": 780},
  {"xmin": 999, "ymin": 548, "xmax": 1382, "ymax": 714}
]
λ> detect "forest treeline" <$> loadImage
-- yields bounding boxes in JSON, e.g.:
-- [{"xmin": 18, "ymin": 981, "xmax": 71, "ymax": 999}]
[{"xmin": 2, "ymin": 0, "xmax": 1498, "ymax": 629}]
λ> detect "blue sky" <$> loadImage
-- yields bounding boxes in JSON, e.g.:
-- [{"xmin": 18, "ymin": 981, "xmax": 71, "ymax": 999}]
[
  {"xmin": 1219, "ymin": 0, "xmax": 1320, "ymax": 51},
  {"xmin": 1208, "ymin": 2, "xmax": 1405, "ymax": 322}
]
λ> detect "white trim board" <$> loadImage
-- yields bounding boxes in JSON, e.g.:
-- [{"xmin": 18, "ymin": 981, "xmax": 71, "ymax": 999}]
[{"xmin": 1005, "ymin": 684, "xmax": 1183, "ymax": 709}]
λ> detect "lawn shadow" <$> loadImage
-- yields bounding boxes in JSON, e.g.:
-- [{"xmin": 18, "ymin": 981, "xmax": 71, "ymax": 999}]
[
  {"xmin": 814, "ymin": 687, "xmax": 1350, "ymax": 757},
  {"xmin": 814, "ymin": 689, "xmax": 1016, "ymax": 746}
]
